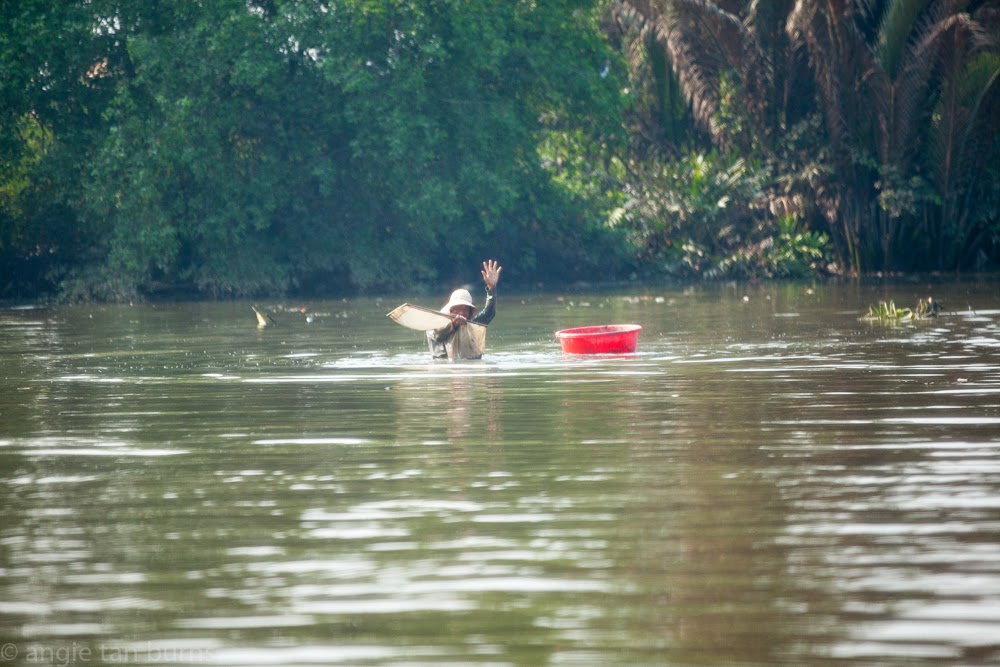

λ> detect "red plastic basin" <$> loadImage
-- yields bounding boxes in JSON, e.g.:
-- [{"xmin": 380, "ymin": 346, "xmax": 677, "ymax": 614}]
[{"xmin": 555, "ymin": 324, "xmax": 642, "ymax": 354}]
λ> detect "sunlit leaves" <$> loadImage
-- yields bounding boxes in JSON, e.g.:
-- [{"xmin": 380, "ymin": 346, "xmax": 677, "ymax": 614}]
[{"xmin": 0, "ymin": 0, "xmax": 624, "ymax": 298}]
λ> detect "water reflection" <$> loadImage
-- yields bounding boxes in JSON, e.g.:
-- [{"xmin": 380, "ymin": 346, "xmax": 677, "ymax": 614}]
[{"xmin": 1, "ymin": 282, "xmax": 1000, "ymax": 665}]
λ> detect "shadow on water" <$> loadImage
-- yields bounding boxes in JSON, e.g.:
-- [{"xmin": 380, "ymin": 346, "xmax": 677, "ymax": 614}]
[{"xmin": 1, "ymin": 280, "xmax": 1000, "ymax": 665}]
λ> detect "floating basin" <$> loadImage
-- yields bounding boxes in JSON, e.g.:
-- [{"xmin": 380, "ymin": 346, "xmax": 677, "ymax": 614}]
[{"xmin": 555, "ymin": 324, "xmax": 642, "ymax": 354}]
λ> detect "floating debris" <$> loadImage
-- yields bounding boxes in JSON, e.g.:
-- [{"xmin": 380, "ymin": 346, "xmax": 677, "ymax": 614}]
[{"xmin": 861, "ymin": 297, "xmax": 941, "ymax": 323}]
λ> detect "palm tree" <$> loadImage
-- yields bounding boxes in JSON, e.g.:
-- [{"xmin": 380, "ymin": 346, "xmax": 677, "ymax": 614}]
[
  {"xmin": 611, "ymin": 0, "xmax": 1000, "ymax": 273},
  {"xmin": 611, "ymin": 0, "xmax": 793, "ymax": 156},
  {"xmin": 924, "ymin": 14, "xmax": 1000, "ymax": 268},
  {"xmin": 788, "ymin": 0, "xmax": 1000, "ymax": 271}
]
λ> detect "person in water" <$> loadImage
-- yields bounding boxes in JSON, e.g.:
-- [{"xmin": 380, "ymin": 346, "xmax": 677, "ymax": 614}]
[{"xmin": 428, "ymin": 259, "xmax": 502, "ymax": 359}]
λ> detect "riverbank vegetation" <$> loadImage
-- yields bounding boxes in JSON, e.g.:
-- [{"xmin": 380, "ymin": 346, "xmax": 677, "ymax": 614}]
[{"xmin": 2, "ymin": 0, "xmax": 998, "ymax": 301}]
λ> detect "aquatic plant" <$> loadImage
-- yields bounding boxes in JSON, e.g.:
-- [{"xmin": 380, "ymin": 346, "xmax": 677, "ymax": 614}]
[{"xmin": 861, "ymin": 297, "xmax": 941, "ymax": 323}]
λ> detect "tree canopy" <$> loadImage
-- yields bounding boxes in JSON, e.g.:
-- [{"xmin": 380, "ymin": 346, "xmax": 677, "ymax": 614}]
[
  {"xmin": 2, "ymin": 0, "xmax": 625, "ymax": 299},
  {"xmin": 609, "ymin": 0, "xmax": 1000, "ymax": 275},
  {"xmin": 2, "ymin": 0, "xmax": 999, "ymax": 301}
]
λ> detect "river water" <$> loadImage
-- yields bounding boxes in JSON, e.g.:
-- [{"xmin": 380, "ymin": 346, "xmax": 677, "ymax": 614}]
[{"xmin": 1, "ymin": 279, "xmax": 999, "ymax": 666}]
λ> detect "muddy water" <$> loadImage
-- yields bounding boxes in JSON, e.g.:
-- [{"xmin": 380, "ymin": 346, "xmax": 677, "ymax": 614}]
[{"xmin": 1, "ymin": 279, "xmax": 999, "ymax": 666}]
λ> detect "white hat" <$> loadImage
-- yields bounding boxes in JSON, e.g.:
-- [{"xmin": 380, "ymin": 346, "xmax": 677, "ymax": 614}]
[{"xmin": 442, "ymin": 289, "xmax": 475, "ymax": 313}]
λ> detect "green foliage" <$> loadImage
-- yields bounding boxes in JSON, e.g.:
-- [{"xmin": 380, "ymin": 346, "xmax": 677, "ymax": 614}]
[
  {"xmin": 3, "ymin": 0, "xmax": 998, "ymax": 300},
  {"xmin": 613, "ymin": 0, "xmax": 1000, "ymax": 276},
  {"xmin": 0, "ymin": 0, "xmax": 125, "ymax": 295},
  {"xmin": 714, "ymin": 216, "xmax": 830, "ymax": 280},
  {"xmin": 2, "ymin": 0, "xmax": 624, "ymax": 300},
  {"xmin": 0, "ymin": 115, "xmax": 48, "ymax": 265},
  {"xmin": 612, "ymin": 151, "xmax": 763, "ymax": 276},
  {"xmin": 861, "ymin": 296, "xmax": 940, "ymax": 323},
  {"xmin": 789, "ymin": 0, "xmax": 1000, "ymax": 272}
]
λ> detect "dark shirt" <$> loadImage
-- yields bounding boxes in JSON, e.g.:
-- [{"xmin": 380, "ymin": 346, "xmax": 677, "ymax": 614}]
[{"xmin": 427, "ymin": 287, "xmax": 496, "ymax": 358}]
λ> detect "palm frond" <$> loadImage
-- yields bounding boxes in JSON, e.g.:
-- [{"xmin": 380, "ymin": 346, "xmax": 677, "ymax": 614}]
[
  {"xmin": 953, "ymin": 52, "xmax": 1000, "ymax": 191},
  {"xmin": 877, "ymin": 0, "xmax": 933, "ymax": 79},
  {"xmin": 610, "ymin": 0, "xmax": 697, "ymax": 158},
  {"xmin": 788, "ymin": 0, "xmax": 876, "ymax": 151},
  {"xmin": 650, "ymin": 1, "xmax": 728, "ymax": 138},
  {"xmin": 926, "ymin": 46, "xmax": 966, "ymax": 198},
  {"xmin": 893, "ymin": 11, "xmax": 976, "ymax": 165}
]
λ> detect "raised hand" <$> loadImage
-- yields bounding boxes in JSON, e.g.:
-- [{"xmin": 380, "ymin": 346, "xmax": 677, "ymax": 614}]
[{"xmin": 482, "ymin": 259, "xmax": 502, "ymax": 291}]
